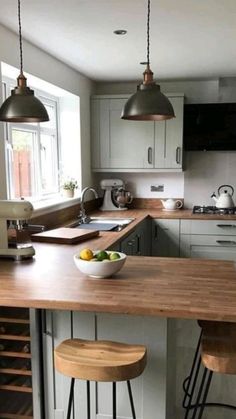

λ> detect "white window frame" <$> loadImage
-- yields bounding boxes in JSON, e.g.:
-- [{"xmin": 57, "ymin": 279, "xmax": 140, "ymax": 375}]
[{"xmin": 2, "ymin": 76, "xmax": 61, "ymax": 202}]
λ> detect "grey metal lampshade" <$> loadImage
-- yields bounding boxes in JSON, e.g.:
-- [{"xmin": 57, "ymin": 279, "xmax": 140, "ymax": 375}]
[
  {"xmin": 0, "ymin": 74, "xmax": 49, "ymax": 123},
  {"xmin": 121, "ymin": 82, "xmax": 175, "ymax": 121},
  {"xmin": 0, "ymin": 1, "xmax": 49, "ymax": 123},
  {"xmin": 121, "ymin": 0, "xmax": 175, "ymax": 122}
]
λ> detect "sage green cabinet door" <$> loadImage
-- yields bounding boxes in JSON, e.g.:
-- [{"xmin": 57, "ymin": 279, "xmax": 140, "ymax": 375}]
[
  {"xmin": 120, "ymin": 219, "xmax": 150, "ymax": 256},
  {"xmin": 154, "ymin": 96, "xmax": 184, "ymax": 169},
  {"xmin": 109, "ymin": 99, "xmax": 155, "ymax": 169},
  {"xmin": 152, "ymin": 219, "xmax": 180, "ymax": 257}
]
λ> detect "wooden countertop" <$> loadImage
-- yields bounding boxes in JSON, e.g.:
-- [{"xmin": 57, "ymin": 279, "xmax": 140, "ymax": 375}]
[
  {"xmin": 1, "ymin": 238, "xmax": 236, "ymax": 322},
  {"xmin": 89, "ymin": 208, "xmax": 236, "ymax": 221}
]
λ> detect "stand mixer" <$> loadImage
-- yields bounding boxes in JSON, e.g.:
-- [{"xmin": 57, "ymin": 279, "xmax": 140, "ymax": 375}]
[
  {"xmin": 0, "ymin": 199, "xmax": 35, "ymax": 260},
  {"xmin": 100, "ymin": 179, "xmax": 133, "ymax": 211}
]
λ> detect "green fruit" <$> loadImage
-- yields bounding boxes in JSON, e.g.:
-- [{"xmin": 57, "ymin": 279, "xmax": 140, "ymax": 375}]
[
  {"xmin": 96, "ymin": 250, "xmax": 109, "ymax": 261},
  {"xmin": 109, "ymin": 252, "xmax": 121, "ymax": 261}
]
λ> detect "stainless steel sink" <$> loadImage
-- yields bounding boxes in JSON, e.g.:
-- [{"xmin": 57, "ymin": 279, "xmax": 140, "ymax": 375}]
[{"xmin": 70, "ymin": 217, "xmax": 134, "ymax": 232}]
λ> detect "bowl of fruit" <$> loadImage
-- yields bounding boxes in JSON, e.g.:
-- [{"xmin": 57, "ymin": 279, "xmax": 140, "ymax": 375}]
[{"xmin": 74, "ymin": 249, "xmax": 127, "ymax": 278}]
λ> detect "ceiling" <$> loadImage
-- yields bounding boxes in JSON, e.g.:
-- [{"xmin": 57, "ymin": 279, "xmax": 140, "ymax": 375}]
[{"xmin": 1, "ymin": 0, "xmax": 236, "ymax": 82}]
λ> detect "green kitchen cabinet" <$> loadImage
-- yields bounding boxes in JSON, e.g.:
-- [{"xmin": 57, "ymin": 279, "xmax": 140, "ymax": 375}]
[
  {"xmin": 91, "ymin": 94, "xmax": 184, "ymax": 172},
  {"xmin": 151, "ymin": 219, "xmax": 180, "ymax": 257}
]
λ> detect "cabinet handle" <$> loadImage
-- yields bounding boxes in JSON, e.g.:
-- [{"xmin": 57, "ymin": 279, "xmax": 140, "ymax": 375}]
[
  {"xmin": 136, "ymin": 234, "xmax": 140, "ymax": 254},
  {"xmin": 127, "ymin": 240, "xmax": 134, "ymax": 246},
  {"xmin": 148, "ymin": 147, "xmax": 153, "ymax": 164},
  {"xmin": 217, "ymin": 224, "xmax": 236, "ymax": 228},
  {"xmin": 216, "ymin": 240, "xmax": 236, "ymax": 245},
  {"xmin": 154, "ymin": 225, "xmax": 158, "ymax": 239},
  {"xmin": 176, "ymin": 147, "xmax": 181, "ymax": 164}
]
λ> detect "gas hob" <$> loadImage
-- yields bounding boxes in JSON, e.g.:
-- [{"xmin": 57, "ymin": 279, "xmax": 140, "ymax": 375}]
[{"xmin": 193, "ymin": 205, "xmax": 236, "ymax": 215}]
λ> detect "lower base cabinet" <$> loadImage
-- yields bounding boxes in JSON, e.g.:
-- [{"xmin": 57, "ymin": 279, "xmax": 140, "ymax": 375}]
[
  {"xmin": 43, "ymin": 310, "xmax": 169, "ymax": 419},
  {"xmin": 180, "ymin": 219, "xmax": 236, "ymax": 261},
  {"xmin": 119, "ymin": 219, "xmax": 151, "ymax": 256},
  {"xmin": 151, "ymin": 219, "xmax": 180, "ymax": 257}
]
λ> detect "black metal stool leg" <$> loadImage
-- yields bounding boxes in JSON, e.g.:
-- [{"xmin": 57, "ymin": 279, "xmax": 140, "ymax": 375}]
[
  {"xmin": 127, "ymin": 380, "xmax": 136, "ymax": 419},
  {"xmin": 184, "ymin": 356, "xmax": 202, "ymax": 419},
  {"xmin": 183, "ymin": 330, "xmax": 202, "ymax": 411},
  {"xmin": 87, "ymin": 380, "xmax": 90, "ymax": 419},
  {"xmin": 196, "ymin": 370, "xmax": 213, "ymax": 419},
  {"xmin": 67, "ymin": 377, "xmax": 75, "ymax": 419},
  {"xmin": 191, "ymin": 367, "xmax": 209, "ymax": 419},
  {"xmin": 113, "ymin": 382, "xmax": 117, "ymax": 419}
]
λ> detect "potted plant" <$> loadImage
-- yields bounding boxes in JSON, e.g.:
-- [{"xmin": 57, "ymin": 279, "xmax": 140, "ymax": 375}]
[{"xmin": 62, "ymin": 178, "xmax": 78, "ymax": 198}]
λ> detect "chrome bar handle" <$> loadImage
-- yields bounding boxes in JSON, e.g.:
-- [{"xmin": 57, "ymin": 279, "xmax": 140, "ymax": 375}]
[
  {"xmin": 216, "ymin": 240, "xmax": 236, "ymax": 245},
  {"xmin": 148, "ymin": 147, "xmax": 153, "ymax": 164},
  {"xmin": 176, "ymin": 147, "xmax": 181, "ymax": 164},
  {"xmin": 217, "ymin": 224, "xmax": 236, "ymax": 228}
]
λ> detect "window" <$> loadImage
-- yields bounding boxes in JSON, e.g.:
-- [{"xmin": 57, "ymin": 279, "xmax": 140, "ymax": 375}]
[{"xmin": 3, "ymin": 77, "xmax": 60, "ymax": 200}]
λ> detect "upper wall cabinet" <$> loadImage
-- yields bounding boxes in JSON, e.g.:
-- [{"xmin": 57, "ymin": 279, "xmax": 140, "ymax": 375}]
[{"xmin": 91, "ymin": 94, "xmax": 184, "ymax": 172}]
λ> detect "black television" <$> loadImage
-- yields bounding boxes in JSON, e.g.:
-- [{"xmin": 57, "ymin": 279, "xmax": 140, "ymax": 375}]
[{"xmin": 183, "ymin": 103, "xmax": 236, "ymax": 151}]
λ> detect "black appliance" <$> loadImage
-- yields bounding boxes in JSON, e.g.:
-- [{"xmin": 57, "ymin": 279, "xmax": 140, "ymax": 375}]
[
  {"xmin": 192, "ymin": 205, "xmax": 236, "ymax": 215},
  {"xmin": 184, "ymin": 103, "xmax": 236, "ymax": 151}
]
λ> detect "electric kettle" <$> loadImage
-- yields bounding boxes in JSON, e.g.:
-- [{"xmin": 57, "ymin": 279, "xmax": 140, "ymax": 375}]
[{"xmin": 211, "ymin": 185, "xmax": 235, "ymax": 208}]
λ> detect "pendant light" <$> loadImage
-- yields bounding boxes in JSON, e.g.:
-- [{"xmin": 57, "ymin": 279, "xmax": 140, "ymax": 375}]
[
  {"xmin": 0, "ymin": 0, "xmax": 49, "ymax": 123},
  {"xmin": 121, "ymin": 0, "xmax": 175, "ymax": 121}
]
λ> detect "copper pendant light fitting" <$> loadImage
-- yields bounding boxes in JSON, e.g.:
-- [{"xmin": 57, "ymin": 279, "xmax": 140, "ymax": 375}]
[
  {"xmin": 121, "ymin": 0, "xmax": 175, "ymax": 121},
  {"xmin": 0, "ymin": 0, "xmax": 49, "ymax": 123}
]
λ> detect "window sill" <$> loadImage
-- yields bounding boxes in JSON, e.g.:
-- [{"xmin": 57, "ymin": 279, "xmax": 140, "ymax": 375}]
[{"xmin": 31, "ymin": 195, "xmax": 80, "ymax": 217}]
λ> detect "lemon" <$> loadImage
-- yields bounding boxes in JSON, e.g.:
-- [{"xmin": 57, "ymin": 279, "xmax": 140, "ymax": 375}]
[
  {"xmin": 109, "ymin": 252, "xmax": 121, "ymax": 261},
  {"xmin": 80, "ymin": 248, "xmax": 94, "ymax": 261},
  {"xmin": 96, "ymin": 250, "xmax": 109, "ymax": 261}
]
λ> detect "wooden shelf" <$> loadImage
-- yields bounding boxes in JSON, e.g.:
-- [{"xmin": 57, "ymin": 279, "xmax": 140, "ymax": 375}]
[
  {"xmin": 0, "ymin": 351, "xmax": 31, "ymax": 358},
  {"xmin": 0, "ymin": 415, "xmax": 33, "ymax": 419},
  {"xmin": 0, "ymin": 317, "xmax": 30, "ymax": 325},
  {"xmin": 0, "ymin": 368, "xmax": 32, "ymax": 376},
  {"xmin": 0, "ymin": 334, "xmax": 30, "ymax": 341},
  {"xmin": 0, "ymin": 384, "xmax": 32, "ymax": 393}
]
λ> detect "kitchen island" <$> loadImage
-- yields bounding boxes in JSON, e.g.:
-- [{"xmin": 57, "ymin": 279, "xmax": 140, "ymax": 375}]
[{"xmin": 1, "ymin": 229, "xmax": 236, "ymax": 419}]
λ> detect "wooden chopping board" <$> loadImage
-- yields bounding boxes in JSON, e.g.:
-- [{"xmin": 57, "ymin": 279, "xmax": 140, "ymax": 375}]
[{"xmin": 31, "ymin": 227, "xmax": 99, "ymax": 244}]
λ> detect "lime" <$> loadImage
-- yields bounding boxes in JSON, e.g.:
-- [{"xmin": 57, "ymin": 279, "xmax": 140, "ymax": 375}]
[
  {"xmin": 96, "ymin": 250, "xmax": 109, "ymax": 261},
  {"xmin": 80, "ymin": 248, "xmax": 94, "ymax": 261},
  {"xmin": 109, "ymin": 252, "xmax": 121, "ymax": 261}
]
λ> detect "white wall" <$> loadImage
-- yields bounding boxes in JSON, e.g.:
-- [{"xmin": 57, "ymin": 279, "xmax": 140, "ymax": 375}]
[
  {"xmin": 94, "ymin": 78, "xmax": 236, "ymax": 207},
  {"xmin": 0, "ymin": 24, "xmax": 95, "ymax": 198}
]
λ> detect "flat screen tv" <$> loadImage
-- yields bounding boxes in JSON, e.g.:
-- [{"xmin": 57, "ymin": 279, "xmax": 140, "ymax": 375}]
[{"xmin": 183, "ymin": 103, "xmax": 236, "ymax": 151}]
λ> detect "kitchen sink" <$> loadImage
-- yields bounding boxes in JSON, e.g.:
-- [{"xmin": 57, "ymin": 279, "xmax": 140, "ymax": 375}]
[{"xmin": 70, "ymin": 217, "xmax": 134, "ymax": 232}]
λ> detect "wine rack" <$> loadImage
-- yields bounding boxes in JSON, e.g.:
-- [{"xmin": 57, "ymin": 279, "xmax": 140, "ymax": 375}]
[{"xmin": 0, "ymin": 307, "xmax": 33, "ymax": 419}]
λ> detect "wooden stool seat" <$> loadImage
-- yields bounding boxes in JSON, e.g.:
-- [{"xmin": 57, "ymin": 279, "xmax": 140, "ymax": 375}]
[
  {"xmin": 201, "ymin": 322, "xmax": 236, "ymax": 374},
  {"xmin": 55, "ymin": 338, "xmax": 147, "ymax": 382}
]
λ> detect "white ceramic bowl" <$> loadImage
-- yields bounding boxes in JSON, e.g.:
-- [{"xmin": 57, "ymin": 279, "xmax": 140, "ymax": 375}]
[{"xmin": 74, "ymin": 251, "xmax": 126, "ymax": 278}]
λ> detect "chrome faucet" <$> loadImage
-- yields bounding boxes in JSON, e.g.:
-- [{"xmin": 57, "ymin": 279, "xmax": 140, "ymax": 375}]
[{"xmin": 79, "ymin": 187, "xmax": 99, "ymax": 224}]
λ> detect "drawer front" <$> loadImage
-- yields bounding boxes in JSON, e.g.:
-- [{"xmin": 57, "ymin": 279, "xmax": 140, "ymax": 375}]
[
  {"xmin": 184, "ymin": 234, "xmax": 236, "ymax": 246},
  {"xmin": 181, "ymin": 219, "xmax": 236, "ymax": 235},
  {"xmin": 180, "ymin": 233, "xmax": 236, "ymax": 260}
]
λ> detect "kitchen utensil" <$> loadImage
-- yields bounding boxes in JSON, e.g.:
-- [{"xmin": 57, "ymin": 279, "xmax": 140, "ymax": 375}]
[
  {"xmin": 211, "ymin": 185, "xmax": 235, "ymax": 208},
  {"xmin": 74, "ymin": 251, "xmax": 126, "ymax": 278},
  {"xmin": 32, "ymin": 227, "xmax": 99, "ymax": 244},
  {"xmin": 161, "ymin": 199, "xmax": 183, "ymax": 211}
]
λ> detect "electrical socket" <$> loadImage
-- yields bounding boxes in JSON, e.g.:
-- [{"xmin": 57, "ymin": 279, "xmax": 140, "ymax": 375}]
[{"xmin": 150, "ymin": 185, "xmax": 164, "ymax": 192}]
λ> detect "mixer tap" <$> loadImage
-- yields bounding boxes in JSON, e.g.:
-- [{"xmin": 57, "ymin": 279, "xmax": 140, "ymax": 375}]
[{"xmin": 79, "ymin": 187, "xmax": 99, "ymax": 224}]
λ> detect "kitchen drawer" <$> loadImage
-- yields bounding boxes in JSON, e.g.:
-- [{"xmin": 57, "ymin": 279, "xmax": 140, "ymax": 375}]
[
  {"xmin": 181, "ymin": 219, "xmax": 236, "ymax": 235},
  {"xmin": 180, "ymin": 233, "xmax": 236, "ymax": 260}
]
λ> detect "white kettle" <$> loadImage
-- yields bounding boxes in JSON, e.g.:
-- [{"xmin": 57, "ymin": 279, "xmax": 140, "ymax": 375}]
[
  {"xmin": 211, "ymin": 185, "xmax": 235, "ymax": 208},
  {"xmin": 161, "ymin": 199, "xmax": 183, "ymax": 211}
]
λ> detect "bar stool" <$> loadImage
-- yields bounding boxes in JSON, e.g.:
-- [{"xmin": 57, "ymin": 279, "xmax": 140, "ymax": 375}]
[
  {"xmin": 54, "ymin": 338, "xmax": 147, "ymax": 419},
  {"xmin": 183, "ymin": 321, "xmax": 236, "ymax": 419}
]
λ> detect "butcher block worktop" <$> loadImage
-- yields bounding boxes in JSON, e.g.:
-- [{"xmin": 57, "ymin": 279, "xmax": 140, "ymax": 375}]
[{"xmin": 0, "ymin": 235, "xmax": 236, "ymax": 321}]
